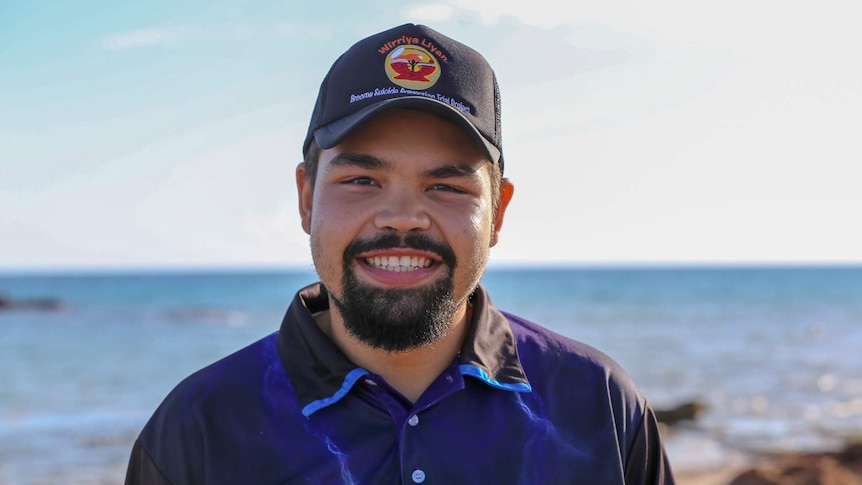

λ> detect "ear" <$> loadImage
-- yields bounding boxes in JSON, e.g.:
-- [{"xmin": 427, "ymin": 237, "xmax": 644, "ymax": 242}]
[
  {"xmin": 296, "ymin": 163, "xmax": 313, "ymax": 235},
  {"xmin": 490, "ymin": 178, "xmax": 514, "ymax": 247}
]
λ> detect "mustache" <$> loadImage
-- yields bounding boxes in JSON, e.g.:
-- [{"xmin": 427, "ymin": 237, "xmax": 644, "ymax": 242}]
[{"xmin": 342, "ymin": 232, "xmax": 457, "ymax": 269}]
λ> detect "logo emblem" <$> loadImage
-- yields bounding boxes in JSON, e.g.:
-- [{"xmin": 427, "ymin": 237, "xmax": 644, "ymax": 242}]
[{"xmin": 385, "ymin": 45, "xmax": 441, "ymax": 90}]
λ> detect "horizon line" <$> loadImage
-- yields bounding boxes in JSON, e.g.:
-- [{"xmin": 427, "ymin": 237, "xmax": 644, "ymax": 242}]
[{"xmin": 1, "ymin": 260, "xmax": 861, "ymax": 277}]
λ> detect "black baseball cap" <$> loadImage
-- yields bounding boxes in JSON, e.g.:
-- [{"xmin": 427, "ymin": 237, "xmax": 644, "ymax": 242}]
[{"xmin": 303, "ymin": 23, "xmax": 504, "ymax": 172}]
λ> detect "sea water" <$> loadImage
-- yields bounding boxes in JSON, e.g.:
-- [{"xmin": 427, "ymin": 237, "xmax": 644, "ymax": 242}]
[{"xmin": 1, "ymin": 266, "xmax": 860, "ymax": 482}]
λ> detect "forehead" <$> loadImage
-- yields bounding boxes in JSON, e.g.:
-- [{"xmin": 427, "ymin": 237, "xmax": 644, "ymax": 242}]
[{"xmin": 319, "ymin": 109, "xmax": 491, "ymax": 171}]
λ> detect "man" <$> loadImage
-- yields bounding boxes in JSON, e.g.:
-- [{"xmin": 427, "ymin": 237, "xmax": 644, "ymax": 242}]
[{"xmin": 126, "ymin": 23, "xmax": 675, "ymax": 484}]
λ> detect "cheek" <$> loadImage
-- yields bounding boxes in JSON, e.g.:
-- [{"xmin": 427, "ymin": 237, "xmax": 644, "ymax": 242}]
[
  {"xmin": 448, "ymin": 203, "xmax": 494, "ymax": 265},
  {"xmin": 450, "ymin": 209, "xmax": 493, "ymax": 295},
  {"xmin": 309, "ymin": 190, "xmax": 361, "ymax": 236},
  {"xmin": 466, "ymin": 200, "xmax": 495, "ymax": 243},
  {"xmin": 308, "ymin": 194, "xmax": 358, "ymax": 287}
]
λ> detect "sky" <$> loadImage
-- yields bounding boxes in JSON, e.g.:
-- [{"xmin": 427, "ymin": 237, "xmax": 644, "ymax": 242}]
[{"xmin": 2, "ymin": 0, "xmax": 861, "ymax": 271}]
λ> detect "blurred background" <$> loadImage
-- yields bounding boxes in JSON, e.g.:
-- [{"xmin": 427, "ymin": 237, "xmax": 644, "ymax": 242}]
[{"xmin": 2, "ymin": 1, "xmax": 860, "ymax": 483}]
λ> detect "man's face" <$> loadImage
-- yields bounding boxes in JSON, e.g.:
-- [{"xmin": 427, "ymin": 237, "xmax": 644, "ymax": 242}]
[{"xmin": 297, "ymin": 109, "xmax": 512, "ymax": 352}]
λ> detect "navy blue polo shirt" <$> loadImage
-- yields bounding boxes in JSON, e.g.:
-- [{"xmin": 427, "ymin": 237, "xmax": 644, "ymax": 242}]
[{"xmin": 126, "ymin": 283, "xmax": 674, "ymax": 484}]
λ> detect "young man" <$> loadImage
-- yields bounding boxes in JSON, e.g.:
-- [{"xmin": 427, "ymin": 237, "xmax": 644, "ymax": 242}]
[{"xmin": 126, "ymin": 24, "xmax": 675, "ymax": 484}]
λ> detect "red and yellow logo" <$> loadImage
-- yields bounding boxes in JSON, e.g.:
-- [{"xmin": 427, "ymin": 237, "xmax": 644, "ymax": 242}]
[{"xmin": 384, "ymin": 45, "xmax": 441, "ymax": 90}]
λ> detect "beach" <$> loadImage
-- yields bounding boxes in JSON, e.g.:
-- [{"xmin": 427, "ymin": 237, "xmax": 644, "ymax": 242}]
[
  {"xmin": 677, "ymin": 470, "xmax": 748, "ymax": 485},
  {"xmin": 2, "ymin": 267, "xmax": 861, "ymax": 483}
]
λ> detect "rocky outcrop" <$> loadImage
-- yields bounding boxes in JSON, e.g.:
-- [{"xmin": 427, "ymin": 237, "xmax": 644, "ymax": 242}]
[
  {"xmin": 727, "ymin": 442, "xmax": 862, "ymax": 485},
  {"xmin": 0, "ymin": 294, "xmax": 63, "ymax": 311}
]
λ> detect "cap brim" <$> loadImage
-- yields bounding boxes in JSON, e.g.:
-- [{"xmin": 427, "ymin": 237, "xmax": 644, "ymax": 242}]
[{"xmin": 313, "ymin": 96, "xmax": 501, "ymax": 164}]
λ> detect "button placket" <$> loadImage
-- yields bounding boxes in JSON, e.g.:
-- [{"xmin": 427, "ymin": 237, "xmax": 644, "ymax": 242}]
[
  {"xmin": 404, "ymin": 412, "xmax": 426, "ymax": 483},
  {"xmin": 401, "ymin": 370, "xmax": 462, "ymax": 485}
]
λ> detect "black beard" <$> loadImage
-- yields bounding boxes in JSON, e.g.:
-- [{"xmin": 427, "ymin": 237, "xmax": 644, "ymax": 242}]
[{"xmin": 329, "ymin": 232, "xmax": 458, "ymax": 352}]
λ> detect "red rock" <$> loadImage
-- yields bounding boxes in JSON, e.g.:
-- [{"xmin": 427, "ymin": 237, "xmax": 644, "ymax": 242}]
[{"xmin": 727, "ymin": 455, "xmax": 862, "ymax": 485}]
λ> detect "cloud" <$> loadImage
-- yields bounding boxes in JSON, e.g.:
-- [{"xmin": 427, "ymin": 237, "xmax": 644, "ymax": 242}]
[
  {"xmin": 403, "ymin": 0, "xmax": 574, "ymax": 29},
  {"xmin": 102, "ymin": 28, "xmax": 187, "ymax": 50},
  {"xmin": 274, "ymin": 22, "xmax": 335, "ymax": 40},
  {"xmin": 404, "ymin": 0, "xmax": 862, "ymax": 53},
  {"xmin": 101, "ymin": 22, "xmax": 333, "ymax": 51},
  {"xmin": 401, "ymin": 3, "xmax": 457, "ymax": 22}
]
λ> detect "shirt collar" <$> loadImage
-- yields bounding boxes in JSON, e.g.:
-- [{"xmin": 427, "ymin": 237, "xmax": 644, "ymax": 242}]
[{"xmin": 277, "ymin": 282, "xmax": 531, "ymax": 416}]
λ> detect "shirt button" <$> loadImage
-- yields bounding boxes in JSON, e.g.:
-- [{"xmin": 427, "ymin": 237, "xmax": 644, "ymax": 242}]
[
  {"xmin": 411, "ymin": 469, "xmax": 426, "ymax": 483},
  {"xmin": 407, "ymin": 415, "xmax": 419, "ymax": 426}
]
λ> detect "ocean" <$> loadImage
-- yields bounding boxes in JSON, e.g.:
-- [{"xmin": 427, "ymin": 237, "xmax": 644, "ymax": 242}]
[{"xmin": 1, "ymin": 266, "xmax": 861, "ymax": 483}]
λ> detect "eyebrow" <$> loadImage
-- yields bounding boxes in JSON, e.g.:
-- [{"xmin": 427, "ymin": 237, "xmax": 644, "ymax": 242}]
[
  {"xmin": 326, "ymin": 152, "xmax": 391, "ymax": 171},
  {"xmin": 327, "ymin": 152, "xmax": 481, "ymax": 179},
  {"xmin": 421, "ymin": 164, "xmax": 480, "ymax": 179}
]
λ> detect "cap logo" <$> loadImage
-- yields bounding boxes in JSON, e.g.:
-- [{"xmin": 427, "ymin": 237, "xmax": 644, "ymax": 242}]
[{"xmin": 384, "ymin": 45, "xmax": 441, "ymax": 90}]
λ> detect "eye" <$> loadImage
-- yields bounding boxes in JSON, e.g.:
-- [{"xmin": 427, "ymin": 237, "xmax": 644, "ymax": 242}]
[
  {"xmin": 429, "ymin": 184, "xmax": 464, "ymax": 193},
  {"xmin": 343, "ymin": 176, "xmax": 376, "ymax": 186}
]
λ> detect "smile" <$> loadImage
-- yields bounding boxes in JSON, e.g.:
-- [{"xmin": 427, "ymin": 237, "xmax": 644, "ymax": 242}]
[{"xmin": 364, "ymin": 255, "xmax": 433, "ymax": 272}]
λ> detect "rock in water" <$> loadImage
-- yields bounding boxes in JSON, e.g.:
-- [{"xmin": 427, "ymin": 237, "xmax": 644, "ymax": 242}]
[{"xmin": 654, "ymin": 400, "xmax": 707, "ymax": 425}]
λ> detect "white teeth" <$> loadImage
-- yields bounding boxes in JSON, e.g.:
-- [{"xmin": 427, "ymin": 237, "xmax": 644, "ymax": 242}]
[{"xmin": 364, "ymin": 255, "xmax": 432, "ymax": 272}]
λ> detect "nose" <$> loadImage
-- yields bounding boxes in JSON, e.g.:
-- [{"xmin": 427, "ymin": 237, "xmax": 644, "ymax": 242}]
[{"xmin": 373, "ymin": 189, "xmax": 431, "ymax": 233}]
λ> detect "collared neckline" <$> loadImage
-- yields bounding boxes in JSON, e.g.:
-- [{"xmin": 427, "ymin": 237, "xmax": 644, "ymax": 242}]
[{"xmin": 276, "ymin": 283, "xmax": 531, "ymax": 416}]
